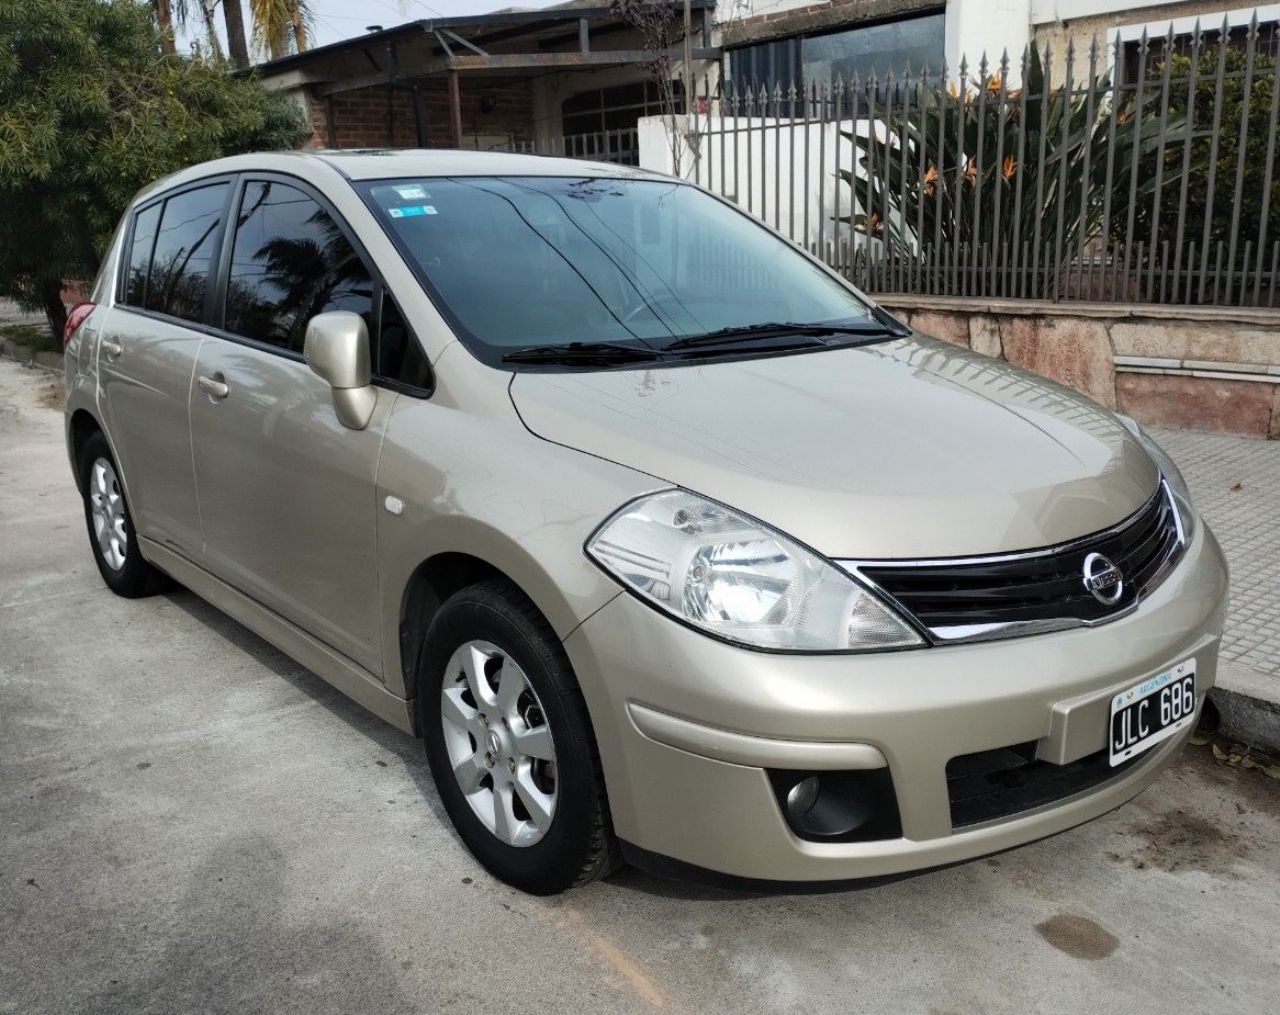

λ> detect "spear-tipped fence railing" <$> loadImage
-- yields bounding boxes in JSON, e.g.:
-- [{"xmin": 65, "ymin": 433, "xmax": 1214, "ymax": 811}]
[{"xmin": 670, "ymin": 14, "xmax": 1279, "ymax": 308}]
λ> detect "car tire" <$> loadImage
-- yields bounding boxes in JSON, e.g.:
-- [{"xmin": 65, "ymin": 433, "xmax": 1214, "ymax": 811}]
[
  {"xmin": 79, "ymin": 431, "xmax": 170, "ymax": 598},
  {"xmin": 418, "ymin": 578, "xmax": 620, "ymax": 894}
]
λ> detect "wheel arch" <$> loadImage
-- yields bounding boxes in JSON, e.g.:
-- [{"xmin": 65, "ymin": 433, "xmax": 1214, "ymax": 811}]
[
  {"xmin": 68, "ymin": 408, "xmax": 104, "ymax": 494},
  {"xmin": 390, "ymin": 524, "xmax": 618, "ymax": 705}
]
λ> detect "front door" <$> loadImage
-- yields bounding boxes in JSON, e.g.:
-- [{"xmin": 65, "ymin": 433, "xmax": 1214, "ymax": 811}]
[
  {"xmin": 188, "ymin": 177, "xmax": 396, "ymax": 673},
  {"xmin": 189, "ymin": 337, "xmax": 389, "ymax": 671}
]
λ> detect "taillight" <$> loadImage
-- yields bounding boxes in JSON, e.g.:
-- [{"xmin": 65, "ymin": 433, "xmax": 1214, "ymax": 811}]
[{"xmin": 63, "ymin": 301, "xmax": 96, "ymax": 348}]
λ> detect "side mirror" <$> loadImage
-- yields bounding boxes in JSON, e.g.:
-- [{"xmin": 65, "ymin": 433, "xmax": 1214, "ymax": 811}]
[{"xmin": 303, "ymin": 311, "xmax": 377, "ymax": 430}]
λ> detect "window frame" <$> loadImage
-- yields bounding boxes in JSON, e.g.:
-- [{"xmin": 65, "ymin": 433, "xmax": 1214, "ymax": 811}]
[
  {"xmin": 114, "ymin": 169, "xmax": 433, "ymax": 398},
  {"xmin": 116, "ymin": 173, "xmax": 237, "ymax": 326}
]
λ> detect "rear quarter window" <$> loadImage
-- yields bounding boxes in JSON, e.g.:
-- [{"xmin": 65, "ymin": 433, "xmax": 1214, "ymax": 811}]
[
  {"xmin": 122, "ymin": 204, "xmax": 161, "ymax": 307},
  {"xmin": 120, "ymin": 183, "xmax": 229, "ymax": 323}
]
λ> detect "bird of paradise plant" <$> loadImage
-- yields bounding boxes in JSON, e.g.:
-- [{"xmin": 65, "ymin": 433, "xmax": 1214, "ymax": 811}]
[{"xmin": 839, "ymin": 43, "xmax": 1180, "ymax": 296}]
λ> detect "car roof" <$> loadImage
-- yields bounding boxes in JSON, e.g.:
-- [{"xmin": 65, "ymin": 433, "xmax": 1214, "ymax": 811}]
[
  {"xmin": 135, "ymin": 148, "xmax": 669, "ymax": 204},
  {"xmin": 312, "ymin": 149, "xmax": 668, "ymax": 182}
]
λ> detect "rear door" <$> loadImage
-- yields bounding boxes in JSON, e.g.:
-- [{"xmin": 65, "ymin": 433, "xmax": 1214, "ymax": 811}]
[
  {"xmin": 98, "ymin": 180, "xmax": 232, "ymax": 559},
  {"xmin": 188, "ymin": 175, "xmax": 430, "ymax": 673}
]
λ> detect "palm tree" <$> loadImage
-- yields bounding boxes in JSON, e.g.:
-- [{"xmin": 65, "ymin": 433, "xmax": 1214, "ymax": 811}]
[
  {"xmin": 250, "ymin": 0, "xmax": 314, "ymax": 60},
  {"xmin": 152, "ymin": 0, "xmax": 175, "ymax": 55},
  {"xmin": 173, "ymin": 0, "xmax": 225, "ymax": 61},
  {"xmin": 155, "ymin": 1, "xmax": 226, "ymax": 61},
  {"xmin": 223, "ymin": 0, "xmax": 251, "ymax": 70}
]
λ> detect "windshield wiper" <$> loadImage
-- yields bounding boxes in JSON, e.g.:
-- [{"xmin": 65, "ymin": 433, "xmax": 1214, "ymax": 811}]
[
  {"xmin": 502, "ymin": 341, "xmax": 663, "ymax": 365},
  {"xmin": 662, "ymin": 319, "xmax": 906, "ymax": 352}
]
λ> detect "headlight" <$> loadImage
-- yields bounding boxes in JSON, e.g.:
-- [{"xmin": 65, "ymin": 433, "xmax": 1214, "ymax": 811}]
[
  {"xmin": 1116, "ymin": 414, "xmax": 1197, "ymax": 544},
  {"xmin": 586, "ymin": 490, "xmax": 924, "ymax": 652}
]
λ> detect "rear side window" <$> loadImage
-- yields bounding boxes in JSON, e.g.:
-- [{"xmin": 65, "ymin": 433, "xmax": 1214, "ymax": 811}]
[
  {"xmin": 144, "ymin": 183, "xmax": 228, "ymax": 323},
  {"xmin": 224, "ymin": 180, "xmax": 374, "ymax": 354},
  {"xmin": 123, "ymin": 204, "xmax": 160, "ymax": 306}
]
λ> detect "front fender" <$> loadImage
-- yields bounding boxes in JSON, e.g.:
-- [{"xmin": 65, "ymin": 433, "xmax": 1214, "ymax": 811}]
[{"xmin": 375, "ymin": 390, "xmax": 659, "ymax": 699}]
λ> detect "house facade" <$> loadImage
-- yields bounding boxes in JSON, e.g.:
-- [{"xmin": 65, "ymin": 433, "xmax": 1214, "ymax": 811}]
[
  {"xmin": 721, "ymin": 0, "xmax": 1279, "ymax": 86},
  {"xmin": 253, "ymin": 3, "xmax": 719, "ymax": 160}
]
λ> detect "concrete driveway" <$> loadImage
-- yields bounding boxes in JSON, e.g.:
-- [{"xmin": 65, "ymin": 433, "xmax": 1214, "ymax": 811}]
[{"xmin": 2, "ymin": 357, "xmax": 1278, "ymax": 1015}]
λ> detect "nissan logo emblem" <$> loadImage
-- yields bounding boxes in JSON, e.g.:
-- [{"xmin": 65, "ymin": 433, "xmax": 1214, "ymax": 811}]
[{"xmin": 1082, "ymin": 552, "xmax": 1124, "ymax": 606}]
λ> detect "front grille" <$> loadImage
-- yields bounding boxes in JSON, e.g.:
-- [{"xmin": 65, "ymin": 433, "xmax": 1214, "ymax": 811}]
[
  {"xmin": 946, "ymin": 742, "xmax": 1139, "ymax": 828},
  {"xmin": 858, "ymin": 485, "xmax": 1183, "ymax": 640}
]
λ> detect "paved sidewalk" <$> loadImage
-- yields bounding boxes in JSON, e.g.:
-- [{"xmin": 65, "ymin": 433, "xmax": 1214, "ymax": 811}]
[
  {"xmin": 1157, "ymin": 428, "xmax": 1280, "ymax": 678},
  {"xmin": 0, "ymin": 298, "xmax": 43, "ymax": 328},
  {"xmin": 1156, "ymin": 428, "xmax": 1280, "ymax": 748}
]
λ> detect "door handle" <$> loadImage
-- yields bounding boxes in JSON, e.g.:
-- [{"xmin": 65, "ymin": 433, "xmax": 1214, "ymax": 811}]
[
  {"xmin": 197, "ymin": 374, "xmax": 230, "ymax": 400},
  {"xmin": 101, "ymin": 339, "xmax": 123, "ymax": 360}
]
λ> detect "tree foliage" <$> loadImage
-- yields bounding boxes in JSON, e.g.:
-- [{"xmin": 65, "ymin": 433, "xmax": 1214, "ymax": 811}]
[
  {"xmin": 249, "ymin": 0, "xmax": 312, "ymax": 60},
  {"xmin": 1123, "ymin": 47, "xmax": 1280, "ymax": 259},
  {"xmin": 0, "ymin": 0, "xmax": 309, "ymax": 335}
]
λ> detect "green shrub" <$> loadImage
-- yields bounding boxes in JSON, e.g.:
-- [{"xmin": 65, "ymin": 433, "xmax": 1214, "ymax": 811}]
[{"xmin": 0, "ymin": 0, "xmax": 309, "ymax": 338}]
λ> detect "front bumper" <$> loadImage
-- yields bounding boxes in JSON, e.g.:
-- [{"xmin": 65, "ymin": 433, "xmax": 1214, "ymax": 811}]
[{"xmin": 563, "ymin": 523, "xmax": 1229, "ymax": 882}]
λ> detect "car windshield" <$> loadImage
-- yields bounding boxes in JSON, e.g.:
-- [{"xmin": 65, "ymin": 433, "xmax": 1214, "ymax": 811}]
[{"xmin": 357, "ymin": 176, "xmax": 874, "ymax": 361}]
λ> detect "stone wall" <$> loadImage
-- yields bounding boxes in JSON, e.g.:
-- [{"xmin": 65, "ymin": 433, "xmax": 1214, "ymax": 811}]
[{"xmin": 879, "ymin": 297, "xmax": 1280, "ymax": 438}]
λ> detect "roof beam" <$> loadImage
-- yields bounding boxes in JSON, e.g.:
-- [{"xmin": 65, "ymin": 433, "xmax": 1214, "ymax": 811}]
[
  {"xmin": 314, "ymin": 47, "xmax": 720, "ymax": 96},
  {"xmin": 443, "ymin": 48, "xmax": 720, "ymax": 72}
]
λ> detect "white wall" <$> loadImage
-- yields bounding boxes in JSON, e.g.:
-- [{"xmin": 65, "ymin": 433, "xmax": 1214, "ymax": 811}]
[
  {"xmin": 638, "ymin": 113, "xmax": 900, "ymax": 259},
  {"xmin": 946, "ymin": 0, "xmax": 1035, "ymax": 70},
  {"xmin": 1030, "ymin": 0, "xmax": 1189, "ymax": 21}
]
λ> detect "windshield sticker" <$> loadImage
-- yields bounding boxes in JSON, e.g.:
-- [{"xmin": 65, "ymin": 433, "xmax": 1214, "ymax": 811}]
[
  {"xmin": 388, "ymin": 205, "xmax": 437, "ymax": 219},
  {"xmin": 394, "ymin": 185, "xmax": 429, "ymax": 199}
]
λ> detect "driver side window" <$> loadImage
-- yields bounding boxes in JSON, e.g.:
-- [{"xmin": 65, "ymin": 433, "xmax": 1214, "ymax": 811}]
[
  {"xmin": 225, "ymin": 180, "xmax": 373, "ymax": 354},
  {"xmin": 224, "ymin": 179, "xmax": 429, "ymax": 389}
]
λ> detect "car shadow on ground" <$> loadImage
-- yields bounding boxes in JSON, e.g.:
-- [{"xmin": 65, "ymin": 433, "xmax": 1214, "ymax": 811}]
[
  {"xmin": 161, "ymin": 586, "xmax": 451, "ymax": 830},
  {"xmin": 156, "ymin": 584, "xmax": 986, "ymax": 903},
  {"xmin": 159, "ymin": 584, "xmax": 787, "ymax": 900}
]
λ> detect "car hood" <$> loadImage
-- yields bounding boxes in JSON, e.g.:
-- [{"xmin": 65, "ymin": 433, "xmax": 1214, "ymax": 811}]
[{"xmin": 508, "ymin": 337, "xmax": 1159, "ymax": 559}]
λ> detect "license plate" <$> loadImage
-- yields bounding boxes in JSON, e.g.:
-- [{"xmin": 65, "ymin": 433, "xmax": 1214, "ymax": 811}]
[{"xmin": 1109, "ymin": 660, "xmax": 1197, "ymax": 767}]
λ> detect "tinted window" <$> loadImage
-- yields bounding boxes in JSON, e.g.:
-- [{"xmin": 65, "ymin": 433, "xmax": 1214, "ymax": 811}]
[
  {"xmin": 361, "ymin": 177, "xmax": 871, "ymax": 354},
  {"xmin": 225, "ymin": 181, "xmax": 374, "ymax": 354},
  {"xmin": 377, "ymin": 294, "xmax": 431, "ymax": 388},
  {"xmin": 145, "ymin": 184, "xmax": 227, "ymax": 323},
  {"xmin": 123, "ymin": 203, "xmax": 161, "ymax": 306}
]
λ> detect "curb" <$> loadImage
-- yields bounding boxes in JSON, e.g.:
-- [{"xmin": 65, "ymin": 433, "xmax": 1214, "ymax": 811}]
[
  {"xmin": 1210, "ymin": 661, "xmax": 1280, "ymax": 753},
  {"xmin": 0, "ymin": 335, "xmax": 63, "ymax": 372}
]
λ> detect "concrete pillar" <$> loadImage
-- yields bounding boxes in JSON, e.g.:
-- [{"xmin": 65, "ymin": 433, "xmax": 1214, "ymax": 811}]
[{"xmin": 945, "ymin": 0, "xmax": 1034, "ymax": 82}]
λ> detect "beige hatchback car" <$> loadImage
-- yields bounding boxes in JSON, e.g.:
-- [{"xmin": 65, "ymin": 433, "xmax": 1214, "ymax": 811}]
[{"xmin": 65, "ymin": 150, "xmax": 1228, "ymax": 893}]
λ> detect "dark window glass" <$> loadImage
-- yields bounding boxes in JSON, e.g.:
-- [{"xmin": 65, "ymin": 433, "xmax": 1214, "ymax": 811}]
[
  {"xmin": 144, "ymin": 184, "xmax": 227, "ymax": 323},
  {"xmin": 1121, "ymin": 22, "xmax": 1280, "ymax": 84},
  {"xmin": 225, "ymin": 180, "xmax": 374, "ymax": 354},
  {"xmin": 560, "ymin": 81, "xmax": 683, "ymax": 160},
  {"xmin": 729, "ymin": 13, "xmax": 944, "ymax": 102},
  {"xmin": 123, "ymin": 203, "xmax": 161, "ymax": 306},
  {"xmin": 801, "ymin": 14, "xmax": 944, "ymax": 86},
  {"xmin": 377, "ymin": 294, "xmax": 431, "ymax": 388}
]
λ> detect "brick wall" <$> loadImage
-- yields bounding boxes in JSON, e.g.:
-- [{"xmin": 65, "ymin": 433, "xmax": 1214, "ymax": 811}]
[{"xmin": 305, "ymin": 78, "xmax": 535, "ymax": 150}]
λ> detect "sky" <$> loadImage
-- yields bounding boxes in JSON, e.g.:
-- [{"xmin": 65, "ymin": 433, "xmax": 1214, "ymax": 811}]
[{"xmin": 180, "ymin": 0, "xmax": 567, "ymax": 59}]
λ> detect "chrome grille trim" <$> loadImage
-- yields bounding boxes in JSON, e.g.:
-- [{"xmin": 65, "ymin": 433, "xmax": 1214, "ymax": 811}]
[{"xmin": 840, "ymin": 481, "xmax": 1188, "ymax": 647}]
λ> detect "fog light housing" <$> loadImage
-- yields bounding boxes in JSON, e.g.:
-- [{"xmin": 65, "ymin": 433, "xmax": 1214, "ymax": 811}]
[{"xmin": 769, "ymin": 769, "xmax": 901, "ymax": 842}]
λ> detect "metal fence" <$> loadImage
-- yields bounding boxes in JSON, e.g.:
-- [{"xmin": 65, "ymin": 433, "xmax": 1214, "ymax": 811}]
[
  {"xmin": 496, "ymin": 129, "xmax": 641, "ymax": 166},
  {"xmin": 674, "ymin": 13, "xmax": 1280, "ymax": 308}
]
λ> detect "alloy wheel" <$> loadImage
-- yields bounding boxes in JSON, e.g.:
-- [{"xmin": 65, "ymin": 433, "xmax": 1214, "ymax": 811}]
[
  {"xmin": 88, "ymin": 457, "xmax": 127, "ymax": 572},
  {"xmin": 440, "ymin": 639, "xmax": 558, "ymax": 847}
]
